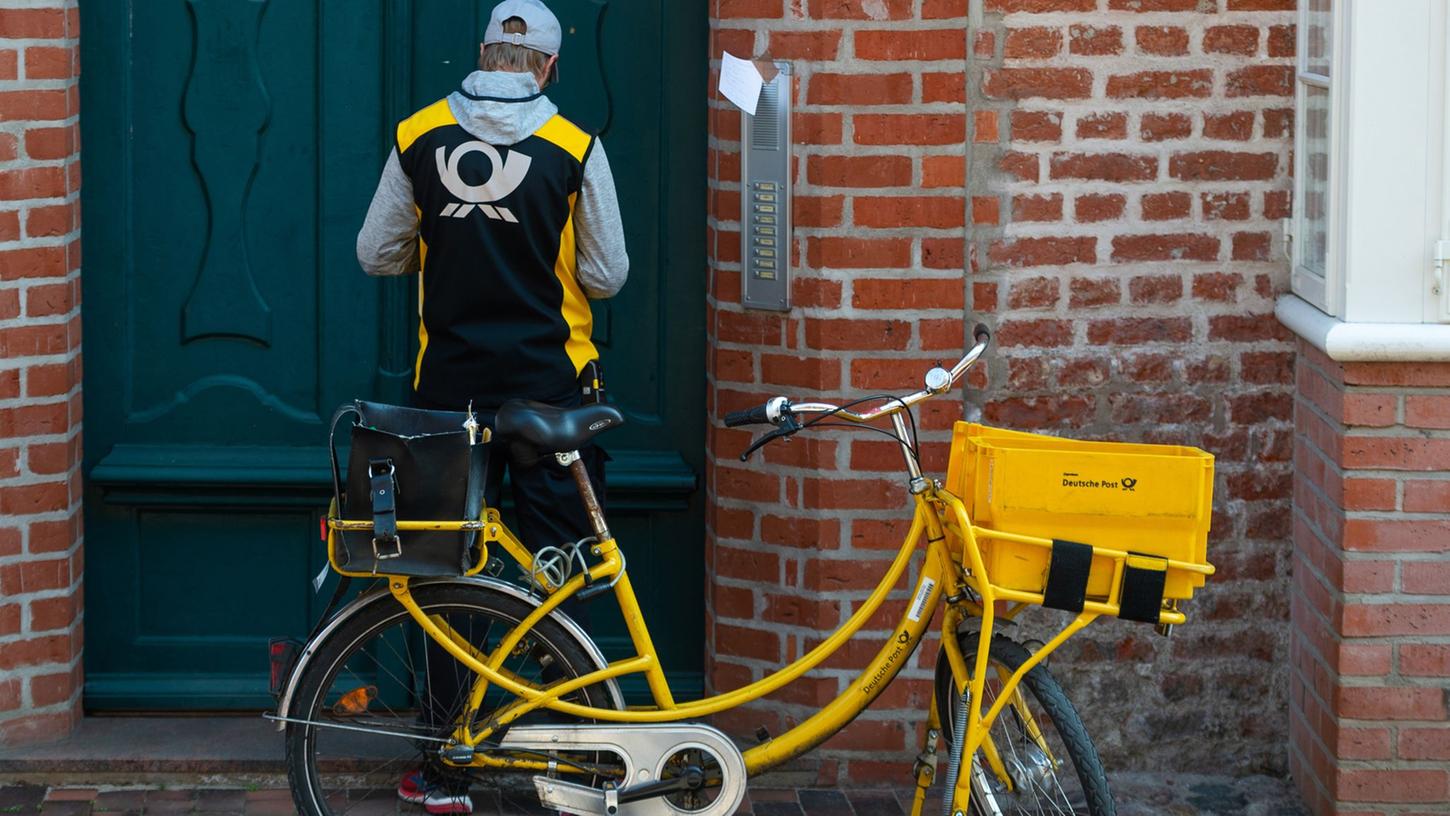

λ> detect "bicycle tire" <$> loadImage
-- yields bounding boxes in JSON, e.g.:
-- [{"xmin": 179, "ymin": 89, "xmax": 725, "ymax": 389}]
[
  {"xmin": 284, "ymin": 582, "xmax": 618, "ymax": 816},
  {"xmin": 936, "ymin": 634, "xmax": 1115, "ymax": 816}
]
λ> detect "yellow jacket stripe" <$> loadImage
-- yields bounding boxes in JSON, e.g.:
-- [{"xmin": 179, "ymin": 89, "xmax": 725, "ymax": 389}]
[
  {"xmin": 397, "ymin": 99, "xmax": 457, "ymax": 155},
  {"xmin": 553, "ymin": 192, "xmax": 596, "ymax": 376},
  {"xmin": 534, "ymin": 115, "xmax": 592, "ymax": 163}
]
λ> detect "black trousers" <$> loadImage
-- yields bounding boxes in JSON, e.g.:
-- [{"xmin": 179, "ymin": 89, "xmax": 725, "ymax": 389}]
[
  {"xmin": 410, "ymin": 391, "xmax": 606, "ymax": 748},
  {"xmin": 410, "ymin": 391, "xmax": 607, "ymax": 557}
]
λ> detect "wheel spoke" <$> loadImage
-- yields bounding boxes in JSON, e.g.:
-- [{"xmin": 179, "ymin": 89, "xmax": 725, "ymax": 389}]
[
  {"xmin": 286, "ymin": 586, "xmax": 618, "ymax": 816},
  {"xmin": 950, "ymin": 637, "xmax": 1110, "ymax": 816}
]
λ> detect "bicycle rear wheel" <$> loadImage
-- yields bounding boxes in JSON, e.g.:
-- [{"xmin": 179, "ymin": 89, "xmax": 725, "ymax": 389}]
[
  {"xmin": 284, "ymin": 581, "xmax": 620, "ymax": 816},
  {"xmin": 937, "ymin": 635, "xmax": 1114, "ymax": 816}
]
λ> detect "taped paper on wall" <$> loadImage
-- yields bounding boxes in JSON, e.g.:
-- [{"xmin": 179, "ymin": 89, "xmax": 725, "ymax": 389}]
[{"xmin": 719, "ymin": 51, "xmax": 767, "ymax": 115}]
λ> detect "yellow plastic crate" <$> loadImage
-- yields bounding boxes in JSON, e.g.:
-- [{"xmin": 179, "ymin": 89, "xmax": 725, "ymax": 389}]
[{"xmin": 944, "ymin": 422, "xmax": 1215, "ymax": 602}]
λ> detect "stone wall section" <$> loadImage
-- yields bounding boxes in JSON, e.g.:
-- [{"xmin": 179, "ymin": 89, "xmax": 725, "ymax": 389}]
[{"xmin": 969, "ymin": 0, "xmax": 1297, "ymax": 775}]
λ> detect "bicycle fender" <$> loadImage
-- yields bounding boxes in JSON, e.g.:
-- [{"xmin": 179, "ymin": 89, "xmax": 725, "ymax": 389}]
[{"xmin": 272, "ymin": 576, "xmax": 623, "ymax": 731}]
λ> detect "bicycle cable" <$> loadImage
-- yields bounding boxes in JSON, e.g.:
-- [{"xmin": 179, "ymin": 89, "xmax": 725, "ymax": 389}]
[
  {"xmin": 806, "ymin": 420, "xmax": 917, "ymax": 452},
  {"xmin": 794, "ymin": 392, "xmax": 922, "ymax": 460}
]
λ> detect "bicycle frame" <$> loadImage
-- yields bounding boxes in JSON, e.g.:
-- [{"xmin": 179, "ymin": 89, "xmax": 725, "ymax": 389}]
[
  {"xmin": 354, "ymin": 472, "xmax": 1171, "ymax": 814},
  {"xmin": 301, "ymin": 330, "xmax": 1219, "ymax": 811}
]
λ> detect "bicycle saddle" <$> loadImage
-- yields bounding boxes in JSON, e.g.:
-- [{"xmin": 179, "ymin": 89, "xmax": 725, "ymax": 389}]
[{"xmin": 494, "ymin": 399, "xmax": 625, "ymax": 453}]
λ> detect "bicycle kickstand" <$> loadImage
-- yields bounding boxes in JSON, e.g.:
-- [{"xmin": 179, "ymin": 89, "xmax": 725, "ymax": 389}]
[{"xmin": 909, "ymin": 695, "xmax": 943, "ymax": 816}]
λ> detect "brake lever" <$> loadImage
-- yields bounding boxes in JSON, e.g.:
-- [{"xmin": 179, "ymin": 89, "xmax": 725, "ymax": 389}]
[{"xmin": 739, "ymin": 416, "xmax": 801, "ymax": 461}]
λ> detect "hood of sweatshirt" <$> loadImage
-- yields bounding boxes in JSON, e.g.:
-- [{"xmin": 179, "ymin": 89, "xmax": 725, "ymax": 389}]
[{"xmin": 446, "ymin": 70, "xmax": 559, "ymax": 146}]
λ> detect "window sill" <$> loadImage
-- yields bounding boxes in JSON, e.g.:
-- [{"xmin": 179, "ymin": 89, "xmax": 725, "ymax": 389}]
[{"xmin": 1276, "ymin": 295, "xmax": 1450, "ymax": 361}]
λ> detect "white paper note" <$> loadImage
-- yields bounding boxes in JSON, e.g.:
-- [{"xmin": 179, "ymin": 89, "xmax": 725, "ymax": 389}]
[{"xmin": 719, "ymin": 51, "xmax": 765, "ymax": 116}]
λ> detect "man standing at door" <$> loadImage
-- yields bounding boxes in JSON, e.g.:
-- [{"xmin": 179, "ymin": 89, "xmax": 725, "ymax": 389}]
[{"xmin": 356, "ymin": 1, "xmax": 628, "ymax": 812}]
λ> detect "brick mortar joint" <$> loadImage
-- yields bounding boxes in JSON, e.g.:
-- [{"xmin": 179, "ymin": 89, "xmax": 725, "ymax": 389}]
[{"xmin": 0, "ymin": 305, "xmax": 81, "ymax": 326}]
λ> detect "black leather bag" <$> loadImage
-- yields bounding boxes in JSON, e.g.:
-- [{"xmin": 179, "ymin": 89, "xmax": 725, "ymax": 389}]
[{"xmin": 328, "ymin": 400, "xmax": 488, "ymax": 577}]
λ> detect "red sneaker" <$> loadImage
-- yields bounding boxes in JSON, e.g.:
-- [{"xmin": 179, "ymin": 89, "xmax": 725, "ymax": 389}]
[
  {"xmin": 422, "ymin": 790, "xmax": 473, "ymax": 814},
  {"xmin": 397, "ymin": 770, "xmax": 473, "ymax": 813},
  {"xmin": 396, "ymin": 770, "xmax": 427, "ymax": 805}
]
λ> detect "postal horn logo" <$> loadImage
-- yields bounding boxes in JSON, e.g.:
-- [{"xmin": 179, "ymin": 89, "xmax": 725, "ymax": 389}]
[{"xmin": 435, "ymin": 141, "xmax": 532, "ymax": 223}]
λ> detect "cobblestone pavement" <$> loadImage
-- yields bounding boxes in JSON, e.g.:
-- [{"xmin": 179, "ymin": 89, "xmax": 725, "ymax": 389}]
[{"xmin": 0, "ymin": 773, "xmax": 1307, "ymax": 815}]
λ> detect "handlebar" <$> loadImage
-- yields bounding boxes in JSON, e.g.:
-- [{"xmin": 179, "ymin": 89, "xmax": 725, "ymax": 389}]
[
  {"xmin": 722, "ymin": 406, "xmax": 767, "ymax": 428},
  {"xmin": 726, "ymin": 324, "xmax": 992, "ymax": 459},
  {"xmin": 791, "ymin": 324, "xmax": 990, "ymax": 423},
  {"xmin": 723, "ymin": 396, "xmax": 790, "ymax": 428}
]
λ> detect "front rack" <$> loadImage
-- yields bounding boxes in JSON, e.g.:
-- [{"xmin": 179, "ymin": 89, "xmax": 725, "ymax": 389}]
[{"xmin": 940, "ymin": 507, "xmax": 1216, "ymax": 627}]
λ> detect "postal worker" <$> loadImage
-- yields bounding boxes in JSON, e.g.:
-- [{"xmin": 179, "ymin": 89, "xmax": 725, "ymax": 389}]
[{"xmin": 355, "ymin": 0, "xmax": 627, "ymax": 811}]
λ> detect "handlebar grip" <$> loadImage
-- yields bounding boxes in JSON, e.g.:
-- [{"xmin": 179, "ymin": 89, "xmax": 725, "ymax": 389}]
[
  {"xmin": 724, "ymin": 404, "xmax": 772, "ymax": 428},
  {"xmin": 973, "ymin": 323, "xmax": 992, "ymax": 345}
]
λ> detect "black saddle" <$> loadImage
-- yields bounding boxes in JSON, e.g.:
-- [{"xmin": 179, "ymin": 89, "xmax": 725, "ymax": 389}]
[{"xmin": 494, "ymin": 399, "xmax": 625, "ymax": 453}]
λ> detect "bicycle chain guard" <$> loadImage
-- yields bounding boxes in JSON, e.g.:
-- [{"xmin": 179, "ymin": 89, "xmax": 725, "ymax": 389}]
[{"xmin": 498, "ymin": 723, "xmax": 747, "ymax": 816}]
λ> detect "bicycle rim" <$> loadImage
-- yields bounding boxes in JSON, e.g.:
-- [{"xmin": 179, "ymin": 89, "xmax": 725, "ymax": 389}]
[{"xmin": 284, "ymin": 584, "xmax": 618, "ymax": 816}]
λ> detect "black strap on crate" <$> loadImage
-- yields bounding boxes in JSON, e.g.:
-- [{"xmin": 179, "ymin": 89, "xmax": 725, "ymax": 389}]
[
  {"xmin": 1119, "ymin": 553, "xmax": 1169, "ymax": 624},
  {"xmin": 1042, "ymin": 539, "xmax": 1093, "ymax": 613}
]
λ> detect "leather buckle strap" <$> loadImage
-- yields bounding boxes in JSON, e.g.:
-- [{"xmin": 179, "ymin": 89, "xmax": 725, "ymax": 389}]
[{"xmin": 369, "ymin": 458, "xmax": 401, "ymax": 561}]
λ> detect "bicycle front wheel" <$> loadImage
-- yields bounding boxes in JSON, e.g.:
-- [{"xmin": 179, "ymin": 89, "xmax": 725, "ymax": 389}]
[
  {"xmin": 937, "ymin": 635, "xmax": 1115, "ymax": 816},
  {"xmin": 284, "ymin": 581, "xmax": 619, "ymax": 816}
]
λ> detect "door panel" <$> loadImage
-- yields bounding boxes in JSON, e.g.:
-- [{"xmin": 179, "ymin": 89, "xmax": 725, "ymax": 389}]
[{"xmin": 80, "ymin": 0, "xmax": 705, "ymax": 708}]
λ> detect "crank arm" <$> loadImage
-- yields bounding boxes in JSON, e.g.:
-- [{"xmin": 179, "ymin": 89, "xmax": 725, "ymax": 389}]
[{"xmin": 618, "ymin": 767, "xmax": 705, "ymax": 804}]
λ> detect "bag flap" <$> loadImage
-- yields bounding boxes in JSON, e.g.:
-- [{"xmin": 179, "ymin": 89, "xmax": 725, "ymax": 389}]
[{"xmin": 355, "ymin": 400, "xmax": 473, "ymax": 439}]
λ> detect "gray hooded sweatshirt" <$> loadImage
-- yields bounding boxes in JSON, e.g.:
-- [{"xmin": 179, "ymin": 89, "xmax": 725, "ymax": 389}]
[{"xmin": 355, "ymin": 70, "xmax": 629, "ymax": 298}]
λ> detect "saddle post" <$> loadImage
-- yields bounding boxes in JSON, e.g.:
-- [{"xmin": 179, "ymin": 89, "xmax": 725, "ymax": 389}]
[{"xmin": 557, "ymin": 450, "xmax": 610, "ymax": 542}]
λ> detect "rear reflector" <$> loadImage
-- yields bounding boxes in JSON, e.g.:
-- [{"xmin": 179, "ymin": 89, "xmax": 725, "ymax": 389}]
[{"xmin": 268, "ymin": 638, "xmax": 303, "ymax": 698}]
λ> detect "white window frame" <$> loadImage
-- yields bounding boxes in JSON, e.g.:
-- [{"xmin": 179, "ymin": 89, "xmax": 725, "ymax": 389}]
[
  {"xmin": 1289, "ymin": 0, "xmax": 1346, "ymax": 317},
  {"xmin": 1286, "ymin": 1, "xmax": 1450, "ymax": 327}
]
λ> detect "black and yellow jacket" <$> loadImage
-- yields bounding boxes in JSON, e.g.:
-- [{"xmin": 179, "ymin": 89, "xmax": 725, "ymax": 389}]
[{"xmin": 357, "ymin": 70, "xmax": 628, "ymax": 409}]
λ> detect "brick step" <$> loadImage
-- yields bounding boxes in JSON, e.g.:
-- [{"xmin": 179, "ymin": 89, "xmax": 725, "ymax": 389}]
[
  {"xmin": 0, "ymin": 715, "xmax": 831, "ymax": 790},
  {"xmin": 0, "ymin": 716, "xmax": 290, "ymax": 787}
]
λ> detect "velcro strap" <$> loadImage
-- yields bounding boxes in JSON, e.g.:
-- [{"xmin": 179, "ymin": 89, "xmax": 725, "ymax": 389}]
[
  {"xmin": 1119, "ymin": 553, "xmax": 1169, "ymax": 624},
  {"xmin": 1042, "ymin": 539, "xmax": 1093, "ymax": 613},
  {"xmin": 369, "ymin": 458, "xmax": 400, "ymax": 559}
]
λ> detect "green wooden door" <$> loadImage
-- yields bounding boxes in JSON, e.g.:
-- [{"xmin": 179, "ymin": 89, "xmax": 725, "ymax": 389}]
[{"xmin": 80, "ymin": 0, "xmax": 706, "ymax": 710}]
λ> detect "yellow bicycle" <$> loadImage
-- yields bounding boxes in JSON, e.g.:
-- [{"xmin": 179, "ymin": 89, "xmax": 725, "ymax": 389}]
[{"xmin": 271, "ymin": 325, "xmax": 1216, "ymax": 816}]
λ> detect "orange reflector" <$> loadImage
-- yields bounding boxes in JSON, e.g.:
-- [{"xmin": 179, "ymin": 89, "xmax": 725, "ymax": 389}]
[{"xmin": 333, "ymin": 685, "xmax": 378, "ymax": 716}]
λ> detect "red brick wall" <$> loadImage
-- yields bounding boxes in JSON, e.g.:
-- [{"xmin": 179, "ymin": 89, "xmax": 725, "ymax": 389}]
[
  {"xmin": 0, "ymin": 0, "xmax": 84, "ymax": 745},
  {"xmin": 705, "ymin": 0, "xmax": 1295, "ymax": 782},
  {"xmin": 707, "ymin": 0, "xmax": 970, "ymax": 785},
  {"xmin": 1290, "ymin": 341, "xmax": 1450, "ymax": 816},
  {"xmin": 970, "ymin": 0, "xmax": 1295, "ymax": 775}
]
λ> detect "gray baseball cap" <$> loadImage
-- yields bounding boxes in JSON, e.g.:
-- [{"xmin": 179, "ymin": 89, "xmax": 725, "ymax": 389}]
[{"xmin": 484, "ymin": 0, "xmax": 562, "ymax": 57}]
